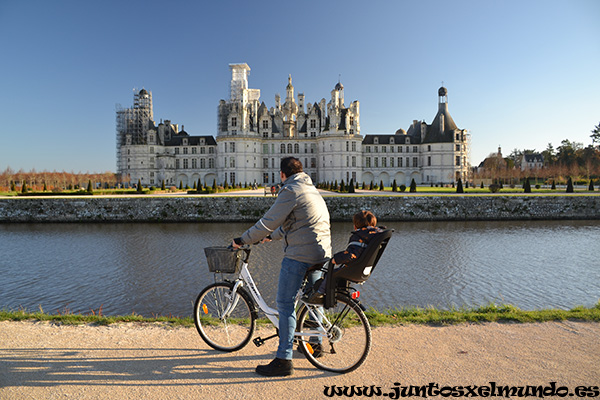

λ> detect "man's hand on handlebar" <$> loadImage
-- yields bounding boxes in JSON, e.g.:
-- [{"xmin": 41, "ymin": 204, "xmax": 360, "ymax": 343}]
[{"xmin": 231, "ymin": 235, "xmax": 272, "ymax": 249}]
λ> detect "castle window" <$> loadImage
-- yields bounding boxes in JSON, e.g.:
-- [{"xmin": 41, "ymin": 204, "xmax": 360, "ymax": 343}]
[
  {"xmin": 200, "ymin": 159, "xmax": 206, "ymax": 169},
  {"xmin": 349, "ymin": 116, "xmax": 354, "ymax": 126},
  {"xmin": 288, "ymin": 144, "xmax": 293, "ymax": 153},
  {"xmin": 175, "ymin": 148, "xmax": 180, "ymax": 155},
  {"xmin": 201, "ymin": 147, "xmax": 206, "ymax": 154},
  {"xmin": 456, "ymin": 156, "xmax": 461, "ymax": 166},
  {"xmin": 192, "ymin": 159, "xmax": 197, "ymax": 168},
  {"xmin": 390, "ymin": 158, "xmax": 394, "ymax": 167},
  {"xmin": 281, "ymin": 144, "xmax": 285, "ymax": 153},
  {"xmin": 456, "ymin": 144, "xmax": 461, "ymax": 151},
  {"xmin": 428, "ymin": 156, "xmax": 431, "ymax": 166},
  {"xmin": 209, "ymin": 147, "xmax": 215, "ymax": 154},
  {"xmin": 413, "ymin": 157, "xmax": 418, "ymax": 167},
  {"xmin": 382, "ymin": 146, "xmax": 386, "ymax": 153},
  {"xmin": 192, "ymin": 147, "xmax": 197, "ymax": 154},
  {"xmin": 413, "ymin": 146, "xmax": 418, "ymax": 153},
  {"xmin": 398, "ymin": 157, "xmax": 403, "ymax": 167},
  {"xmin": 183, "ymin": 148, "xmax": 188, "ymax": 154},
  {"xmin": 310, "ymin": 119, "xmax": 316, "ymax": 129},
  {"xmin": 428, "ymin": 145, "xmax": 432, "ymax": 151},
  {"xmin": 352, "ymin": 142, "xmax": 356, "ymax": 151},
  {"xmin": 366, "ymin": 146, "xmax": 371, "ymax": 153},
  {"xmin": 263, "ymin": 120, "xmax": 269, "ymax": 129},
  {"xmin": 374, "ymin": 157, "xmax": 379, "ymax": 168},
  {"xmin": 399, "ymin": 146, "xmax": 403, "ymax": 153},
  {"xmin": 230, "ymin": 142, "xmax": 236, "ymax": 152},
  {"xmin": 365, "ymin": 157, "xmax": 371, "ymax": 168},
  {"xmin": 231, "ymin": 117, "xmax": 237, "ymax": 127},
  {"xmin": 294, "ymin": 143, "xmax": 299, "ymax": 153},
  {"xmin": 382, "ymin": 157, "xmax": 387, "ymax": 167},
  {"xmin": 209, "ymin": 158, "xmax": 214, "ymax": 168},
  {"xmin": 263, "ymin": 158, "xmax": 269, "ymax": 168}
]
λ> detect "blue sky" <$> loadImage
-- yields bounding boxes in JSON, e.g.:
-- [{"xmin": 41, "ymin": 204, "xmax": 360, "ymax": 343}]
[{"xmin": 1, "ymin": 0, "xmax": 599, "ymax": 172}]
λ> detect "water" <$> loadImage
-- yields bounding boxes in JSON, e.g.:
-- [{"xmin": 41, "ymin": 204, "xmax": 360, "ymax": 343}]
[{"xmin": 0, "ymin": 221, "xmax": 598, "ymax": 317}]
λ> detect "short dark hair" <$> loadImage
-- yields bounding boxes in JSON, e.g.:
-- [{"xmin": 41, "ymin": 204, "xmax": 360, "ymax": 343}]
[
  {"xmin": 280, "ymin": 157, "xmax": 303, "ymax": 177},
  {"xmin": 353, "ymin": 210, "xmax": 377, "ymax": 229}
]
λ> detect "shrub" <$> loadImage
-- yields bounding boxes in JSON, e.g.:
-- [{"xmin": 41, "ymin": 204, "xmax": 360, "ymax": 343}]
[
  {"xmin": 489, "ymin": 184, "xmax": 501, "ymax": 193},
  {"xmin": 523, "ymin": 177, "xmax": 531, "ymax": 193},
  {"xmin": 399, "ymin": 184, "xmax": 406, "ymax": 192},
  {"xmin": 589, "ymin": 180, "xmax": 595, "ymax": 191},
  {"xmin": 348, "ymin": 178, "xmax": 355, "ymax": 193},
  {"xmin": 380, "ymin": 180, "xmax": 384, "ymax": 191},
  {"xmin": 566, "ymin": 177, "xmax": 574, "ymax": 193},
  {"xmin": 456, "ymin": 178, "xmax": 464, "ymax": 193},
  {"xmin": 409, "ymin": 179, "xmax": 417, "ymax": 192},
  {"xmin": 551, "ymin": 180, "xmax": 556, "ymax": 190}
]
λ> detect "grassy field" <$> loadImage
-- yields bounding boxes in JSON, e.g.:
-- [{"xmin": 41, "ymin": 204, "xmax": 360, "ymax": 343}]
[{"xmin": 2, "ymin": 302, "xmax": 599, "ymax": 327}]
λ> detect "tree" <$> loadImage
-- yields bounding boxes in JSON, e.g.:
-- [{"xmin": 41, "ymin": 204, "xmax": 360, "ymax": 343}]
[
  {"xmin": 566, "ymin": 177, "xmax": 574, "ymax": 193},
  {"xmin": 137, "ymin": 179, "xmax": 143, "ymax": 193},
  {"xmin": 409, "ymin": 179, "xmax": 417, "ymax": 192},
  {"xmin": 591, "ymin": 122, "xmax": 600, "ymax": 146},
  {"xmin": 21, "ymin": 181, "xmax": 27, "ymax": 193},
  {"xmin": 87, "ymin": 180, "xmax": 93, "ymax": 194},
  {"xmin": 589, "ymin": 179, "xmax": 595, "ymax": 191},
  {"xmin": 551, "ymin": 180, "xmax": 556, "ymax": 190},
  {"xmin": 392, "ymin": 179, "xmax": 397, "ymax": 192},
  {"xmin": 161, "ymin": 180, "xmax": 166, "ymax": 190},
  {"xmin": 380, "ymin": 180, "xmax": 384, "ymax": 191},
  {"xmin": 456, "ymin": 178, "xmax": 464, "ymax": 193},
  {"xmin": 340, "ymin": 179, "xmax": 345, "ymax": 192}
]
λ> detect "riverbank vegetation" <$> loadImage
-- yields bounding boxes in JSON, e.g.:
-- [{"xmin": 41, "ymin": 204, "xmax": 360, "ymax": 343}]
[{"xmin": 2, "ymin": 302, "xmax": 598, "ymax": 327}]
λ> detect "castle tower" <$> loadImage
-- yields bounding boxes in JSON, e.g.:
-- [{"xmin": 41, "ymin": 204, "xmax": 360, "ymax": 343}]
[{"xmin": 229, "ymin": 63, "xmax": 250, "ymax": 102}]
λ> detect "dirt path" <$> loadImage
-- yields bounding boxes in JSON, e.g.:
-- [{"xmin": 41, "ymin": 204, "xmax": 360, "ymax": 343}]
[{"xmin": 1, "ymin": 321, "xmax": 598, "ymax": 399}]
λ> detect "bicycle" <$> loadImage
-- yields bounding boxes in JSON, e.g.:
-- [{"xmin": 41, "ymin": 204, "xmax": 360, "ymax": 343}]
[{"xmin": 193, "ymin": 229, "xmax": 393, "ymax": 373}]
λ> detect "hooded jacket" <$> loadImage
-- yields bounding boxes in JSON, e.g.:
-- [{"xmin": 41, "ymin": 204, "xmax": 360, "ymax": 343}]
[{"xmin": 240, "ymin": 172, "xmax": 332, "ymax": 264}]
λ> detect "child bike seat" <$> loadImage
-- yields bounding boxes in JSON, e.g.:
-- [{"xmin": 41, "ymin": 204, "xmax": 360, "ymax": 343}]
[{"xmin": 324, "ymin": 228, "xmax": 393, "ymax": 308}]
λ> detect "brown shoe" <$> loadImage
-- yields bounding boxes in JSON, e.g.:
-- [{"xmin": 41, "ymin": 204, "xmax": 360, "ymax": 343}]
[{"xmin": 255, "ymin": 358, "xmax": 294, "ymax": 377}]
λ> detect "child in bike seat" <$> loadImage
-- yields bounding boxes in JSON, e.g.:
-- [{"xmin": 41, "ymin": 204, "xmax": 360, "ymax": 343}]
[{"xmin": 304, "ymin": 210, "xmax": 382, "ymax": 304}]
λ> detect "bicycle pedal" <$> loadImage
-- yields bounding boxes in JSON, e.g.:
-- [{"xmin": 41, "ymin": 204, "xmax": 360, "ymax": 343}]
[{"xmin": 253, "ymin": 337, "xmax": 265, "ymax": 347}]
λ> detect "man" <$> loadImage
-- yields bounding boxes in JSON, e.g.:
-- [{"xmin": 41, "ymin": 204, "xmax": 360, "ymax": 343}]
[{"xmin": 232, "ymin": 157, "xmax": 331, "ymax": 377}]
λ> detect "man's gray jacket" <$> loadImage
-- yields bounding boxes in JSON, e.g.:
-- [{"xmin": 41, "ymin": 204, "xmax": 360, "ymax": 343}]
[{"xmin": 240, "ymin": 172, "xmax": 332, "ymax": 265}]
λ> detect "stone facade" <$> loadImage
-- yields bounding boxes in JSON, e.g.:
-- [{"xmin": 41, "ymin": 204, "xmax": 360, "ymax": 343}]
[{"xmin": 116, "ymin": 63, "xmax": 470, "ymax": 188}]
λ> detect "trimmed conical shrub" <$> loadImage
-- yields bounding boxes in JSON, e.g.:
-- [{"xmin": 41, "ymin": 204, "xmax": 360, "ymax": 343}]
[
  {"xmin": 456, "ymin": 178, "xmax": 464, "ymax": 193},
  {"xmin": 410, "ymin": 179, "xmax": 417, "ymax": 192},
  {"xmin": 566, "ymin": 177, "xmax": 574, "ymax": 193}
]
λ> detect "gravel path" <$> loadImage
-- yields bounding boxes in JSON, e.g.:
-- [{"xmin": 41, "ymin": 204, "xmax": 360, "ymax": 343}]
[{"xmin": 1, "ymin": 321, "xmax": 598, "ymax": 399}]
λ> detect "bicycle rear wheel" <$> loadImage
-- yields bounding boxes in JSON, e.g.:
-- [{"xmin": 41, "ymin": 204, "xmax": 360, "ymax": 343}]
[
  {"xmin": 296, "ymin": 294, "xmax": 371, "ymax": 373},
  {"xmin": 193, "ymin": 282, "xmax": 255, "ymax": 352}
]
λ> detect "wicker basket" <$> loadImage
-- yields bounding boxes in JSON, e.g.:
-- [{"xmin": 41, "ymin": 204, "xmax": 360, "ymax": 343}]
[{"xmin": 204, "ymin": 246, "xmax": 242, "ymax": 273}]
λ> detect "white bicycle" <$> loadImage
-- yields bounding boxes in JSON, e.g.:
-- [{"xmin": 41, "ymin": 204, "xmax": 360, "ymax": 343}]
[{"xmin": 193, "ymin": 229, "xmax": 392, "ymax": 374}]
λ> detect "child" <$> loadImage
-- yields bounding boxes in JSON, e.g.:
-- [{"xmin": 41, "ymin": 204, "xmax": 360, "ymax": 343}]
[{"xmin": 305, "ymin": 210, "xmax": 382, "ymax": 304}]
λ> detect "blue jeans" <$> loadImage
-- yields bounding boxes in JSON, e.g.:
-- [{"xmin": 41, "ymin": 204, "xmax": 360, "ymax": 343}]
[{"xmin": 276, "ymin": 257, "xmax": 322, "ymax": 360}]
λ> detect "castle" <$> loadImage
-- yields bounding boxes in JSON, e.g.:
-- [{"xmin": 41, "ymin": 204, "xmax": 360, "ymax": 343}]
[{"xmin": 116, "ymin": 63, "xmax": 470, "ymax": 188}]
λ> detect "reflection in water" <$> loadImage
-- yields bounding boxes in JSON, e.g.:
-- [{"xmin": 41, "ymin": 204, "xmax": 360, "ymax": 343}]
[{"xmin": 0, "ymin": 220, "xmax": 598, "ymax": 316}]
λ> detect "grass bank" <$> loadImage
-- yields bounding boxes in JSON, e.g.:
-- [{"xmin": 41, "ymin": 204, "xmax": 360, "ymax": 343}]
[{"xmin": 2, "ymin": 302, "xmax": 599, "ymax": 327}]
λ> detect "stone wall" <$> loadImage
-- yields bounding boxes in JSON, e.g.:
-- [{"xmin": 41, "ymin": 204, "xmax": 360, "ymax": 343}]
[{"xmin": 0, "ymin": 195, "xmax": 599, "ymax": 223}]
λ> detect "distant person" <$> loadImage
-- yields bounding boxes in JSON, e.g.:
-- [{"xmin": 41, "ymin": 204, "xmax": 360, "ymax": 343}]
[
  {"xmin": 232, "ymin": 156, "xmax": 331, "ymax": 377},
  {"xmin": 304, "ymin": 210, "xmax": 382, "ymax": 304}
]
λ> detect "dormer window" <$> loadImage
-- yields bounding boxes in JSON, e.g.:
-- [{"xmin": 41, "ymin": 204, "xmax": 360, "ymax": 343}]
[
  {"xmin": 374, "ymin": 137, "xmax": 379, "ymax": 144},
  {"xmin": 390, "ymin": 137, "xmax": 394, "ymax": 144},
  {"xmin": 183, "ymin": 139, "xmax": 188, "ymax": 146},
  {"xmin": 406, "ymin": 138, "xmax": 410, "ymax": 144}
]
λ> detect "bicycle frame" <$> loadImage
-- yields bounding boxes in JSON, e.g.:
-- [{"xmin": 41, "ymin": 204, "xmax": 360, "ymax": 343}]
[{"xmin": 230, "ymin": 259, "xmax": 328, "ymax": 341}]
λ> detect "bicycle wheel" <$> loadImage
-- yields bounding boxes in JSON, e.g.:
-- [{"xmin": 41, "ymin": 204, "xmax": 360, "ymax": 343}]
[
  {"xmin": 296, "ymin": 294, "xmax": 371, "ymax": 373},
  {"xmin": 193, "ymin": 282, "xmax": 256, "ymax": 352}
]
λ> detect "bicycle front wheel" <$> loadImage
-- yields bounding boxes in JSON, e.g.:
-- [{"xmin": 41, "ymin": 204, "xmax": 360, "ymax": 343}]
[
  {"xmin": 193, "ymin": 282, "xmax": 255, "ymax": 352},
  {"xmin": 297, "ymin": 294, "xmax": 372, "ymax": 373}
]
